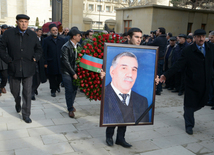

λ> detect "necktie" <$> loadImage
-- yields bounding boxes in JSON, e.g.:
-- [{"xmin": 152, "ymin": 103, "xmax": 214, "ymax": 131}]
[
  {"xmin": 200, "ymin": 46, "xmax": 205, "ymax": 56},
  {"xmin": 119, "ymin": 93, "xmax": 129, "ymax": 106}
]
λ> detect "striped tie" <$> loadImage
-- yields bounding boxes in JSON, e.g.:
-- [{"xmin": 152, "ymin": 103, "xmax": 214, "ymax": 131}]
[{"xmin": 119, "ymin": 93, "xmax": 129, "ymax": 106}]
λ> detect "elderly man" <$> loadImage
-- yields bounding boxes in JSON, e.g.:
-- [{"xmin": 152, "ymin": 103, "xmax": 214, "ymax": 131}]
[
  {"xmin": 104, "ymin": 52, "xmax": 149, "ymax": 124},
  {"xmin": 43, "ymin": 24, "xmax": 65, "ymax": 97},
  {"xmin": 0, "ymin": 14, "xmax": 42, "ymax": 123},
  {"xmin": 160, "ymin": 29, "xmax": 214, "ymax": 135}
]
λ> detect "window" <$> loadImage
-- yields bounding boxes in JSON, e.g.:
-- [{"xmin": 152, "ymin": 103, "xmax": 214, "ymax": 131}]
[
  {"xmin": 122, "ymin": 0, "xmax": 127, "ymax": 2},
  {"xmin": 50, "ymin": 0, "xmax": 52, "ymax": 6},
  {"xmin": 97, "ymin": 22, "xmax": 102, "ymax": 25},
  {"xmin": 106, "ymin": 6, "xmax": 111, "ymax": 12},
  {"xmin": 97, "ymin": 5, "xmax": 102, "ymax": 11},
  {"xmin": 124, "ymin": 20, "xmax": 132, "ymax": 32},
  {"xmin": 187, "ymin": 23, "xmax": 192, "ymax": 35},
  {"xmin": 89, "ymin": 4, "xmax": 94, "ymax": 11},
  {"xmin": 114, "ymin": 7, "xmax": 118, "ymax": 12},
  {"xmin": 97, "ymin": 0, "xmax": 101, "ymax": 1},
  {"xmin": 201, "ymin": 24, "xmax": 206, "ymax": 30}
]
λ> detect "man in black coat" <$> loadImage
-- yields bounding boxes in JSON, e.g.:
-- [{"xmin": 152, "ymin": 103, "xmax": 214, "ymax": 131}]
[
  {"xmin": 171, "ymin": 34, "xmax": 189, "ymax": 96},
  {"xmin": 43, "ymin": 24, "xmax": 66, "ymax": 97},
  {"xmin": 31, "ymin": 28, "xmax": 47, "ymax": 100},
  {"xmin": 146, "ymin": 27, "xmax": 167, "ymax": 95},
  {"xmin": 0, "ymin": 14, "xmax": 42, "ymax": 123},
  {"xmin": 160, "ymin": 29, "xmax": 214, "ymax": 135},
  {"xmin": 103, "ymin": 52, "xmax": 149, "ymax": 124},
  {"xmin": 0, "ymin": 25, "xmax": 8, "ymax": 96}
]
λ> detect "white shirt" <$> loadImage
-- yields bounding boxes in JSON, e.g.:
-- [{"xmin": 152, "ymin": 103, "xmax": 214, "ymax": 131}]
[
  {"xmin": 70, "ymin": 40, "xmax": 77, "ymax": 58},
  {"xmin": 111, "ymin": 82, "xmax": 131, "ymax": 106}
]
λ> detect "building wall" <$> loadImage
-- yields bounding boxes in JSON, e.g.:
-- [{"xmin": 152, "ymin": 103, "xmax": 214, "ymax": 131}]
[
  {"xmin": 116, "ymin": 5, "xmax": 214, "ymax": 36},
  {"xmin": 83, "ymin": 0, "xmax": 128, "ymax": 30},
  {"xmin": 0, "ymin": 0, "xmax": 52, "ymax": 26}
]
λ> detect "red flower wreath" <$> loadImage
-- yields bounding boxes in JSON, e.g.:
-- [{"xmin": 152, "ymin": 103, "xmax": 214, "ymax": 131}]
[{"xmin": 74, "ymin": 33, "xmax": 122, "ymax": 101}]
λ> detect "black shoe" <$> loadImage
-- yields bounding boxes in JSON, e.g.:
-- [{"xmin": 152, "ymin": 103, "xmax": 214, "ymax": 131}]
[
  {"xmin": 163, "ymin": 86, "xmax": 169, "ymax": 89},
  {"xmin": 178, "ymin": 92, "xmax": 183, "ymax": 96},
  {"xmin": 106, "ymin": 138, "xmax": 113, "ymax": 146},
  {"xmin": 15, "ymin": 96, "xmax": 21, "ymax": 113},
  {"xmin": 23, "ymin": 117, "xmax": 32, "ymax": 123},
  {"xmin": 57, "ymin": 88, "xmax": 60, "ymax": 93},
  {"xmin": 167, "ymin": 87, "xmax": 174, "ymax": 90},
  {"xmin": 206, "ymin": 102, "xmax": 214, "ymax": 106},
  {"xmin": 31, "ymin": 96, "xmax": 36, "ymax": 100},
  {"xmin": 186, "ymin": 128, "xmax": 193, "ymax": 135},
  {"xmin": 171, "ymin": 90, "xmax": 179, "ymax": 93},
  {"xmin": 156, "ymin": 91, "xmax": 161, "ymax": 95},
  {"xmin": 35, "ymin": 90, "xmax": 38, "ymax": 95},
  {"xmin": 115, "ymin": 140, "xmax": 132, "ymax": 148},
  {"xmin": 211, "ymin": 106, "xmax": 214, "ymax": 110},
  {"xmin": 51, "ymin": 92, "xmax": 56, "ymax": 97}
]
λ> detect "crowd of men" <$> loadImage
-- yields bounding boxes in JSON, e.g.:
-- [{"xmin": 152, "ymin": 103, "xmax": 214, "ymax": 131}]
[{"xmin": 0, "ymin": 13, "xmax": 214, "ymax": 148}]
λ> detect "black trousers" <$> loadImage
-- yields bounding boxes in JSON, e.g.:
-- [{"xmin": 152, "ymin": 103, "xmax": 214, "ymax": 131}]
[
  {"xmin": 10, "ymin": 76, "xmax": 33, "ymax": 117},
  {"xmin": 106, "ymin": 126, "xmax": 126, "ymax": 142},
  {"xmin": 183, "ymin": 106, "xmax": 202, "ymax": 129},
  {"xmin": 32, "ymin": 72, "xmax": 40, "ymax": 97},
  {"xmin": 0, "ymin": 69, "xmax": 8, "ymax": 88},
  {"xmin": 48, "ymin": 74, "xmax": 62, "ymax": 93}
]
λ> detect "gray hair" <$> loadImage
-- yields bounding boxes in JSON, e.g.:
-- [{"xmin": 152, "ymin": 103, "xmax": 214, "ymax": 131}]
[
  {"xmin": 112, "ymin": 52, "xmax": 138, "ymax": 69},
  {"xmin": 210, "ymin": 31, "xmax": 214, "ymax": 36}
]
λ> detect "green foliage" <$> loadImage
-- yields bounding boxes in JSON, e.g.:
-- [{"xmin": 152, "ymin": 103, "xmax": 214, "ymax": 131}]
[{"xmin": 35, "ymin": 17, "xmax": 39, "ymax": 26}]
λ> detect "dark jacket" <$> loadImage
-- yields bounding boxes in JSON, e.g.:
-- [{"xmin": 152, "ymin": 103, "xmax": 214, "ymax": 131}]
[
  {"xmin": 0, "ymin": 36, "xmax": 8, "ymax": 70},
  {"xmin": 0, "ymin": 27, "xmax": 42, "ymax": 77},
  {"xmin": 60, "ymin": 41, "xmax": 78, "ymax": 76},
  {"xmin": 147, "ymin": 34, "xmax": 167, "ymax": 58},
  {"xmin": 171, "ymin": 41, "xmax": 189, "ymax": 66},
  {"xmin": 43, "ymin": 35, "xmax": 65, "ymax": 75},
  {"xmin": 163, "ymin": 44, "xmax": 177, "ymax": 71},
  {"xmin": 103, "ymin": 84, "xmax": 149, "ymax": 124},
  {"xmin": 164, "ymin": 42, "xmax": 214, "ymax": 108}
]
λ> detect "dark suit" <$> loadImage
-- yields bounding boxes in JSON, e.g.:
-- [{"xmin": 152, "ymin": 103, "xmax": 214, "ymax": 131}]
[
  {"xmin": 43, "ymin": 35, "xmax": 65, "ymax": 92},
  {"xmin": 164, "ymin": 42, "xmax": 214, "ymax": 129},
  {"xmin": 105, "ymin": 83, "xmax": 149, "ymax": 141},
  {"xmin": 104, "ymin": 83, "xmax": 149, "ymax": 124}
]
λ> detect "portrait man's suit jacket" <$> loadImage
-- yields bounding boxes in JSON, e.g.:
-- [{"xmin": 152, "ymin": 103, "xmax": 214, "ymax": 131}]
[{"xmin": 103, "ymin": 83, "xmax": 149, "ymax": 124}]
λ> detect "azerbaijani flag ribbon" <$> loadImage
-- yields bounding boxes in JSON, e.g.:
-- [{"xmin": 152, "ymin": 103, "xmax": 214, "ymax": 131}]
[{"xmin": 79, "ymin": 54, "xmax": 103, "ymax": 73}]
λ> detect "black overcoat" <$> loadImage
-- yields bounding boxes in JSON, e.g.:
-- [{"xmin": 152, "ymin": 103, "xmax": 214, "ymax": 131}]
[
  {"xmin": 42, "ymin": 35, "xmax": 65, "ymax": 75},
  {"xmin": 0, "ymin": 27, "xmax": 42, "ymax": 77},
  {"xmin": 164, "ymin": 42, "xmax": 214, "ymax": 108}
]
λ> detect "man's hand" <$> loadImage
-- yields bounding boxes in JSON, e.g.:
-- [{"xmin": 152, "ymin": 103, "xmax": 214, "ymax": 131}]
[
  {"xmin": 100, "ymin": 69, "xmax": 106, "ymax": 79},
  {"xmin": 160, "ymin": 75, "xmax": 166, "ymax": 83},
  {"xmin": 73, "ymin": 74, "xmax": 78, "ymax": 80},
  {"xmin": 33, "ymin": 58, "xmax": 36, "ymax": 62},
  {"xmin": 155, "ymin": 75, "xmax": 159, "ymax": 85},
  {"xmin": 44, "ymin": 65, "xmax": 47, "ymax": 68}
]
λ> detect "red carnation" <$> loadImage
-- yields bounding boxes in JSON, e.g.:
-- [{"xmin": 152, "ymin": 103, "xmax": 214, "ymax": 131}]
[
  {"xmin": 80, "ymin": 80, "xmax": 83, "ymax": 83},
  {"xmin": 98, "ymin": 55, "xmax": 102, "ymax": 58},
  {"xmin": 79, "ymin": 75, "xmax": 82, "ymax": 79},
  {"xmin": 90, "ymin": 96, "xmax": 93, "ymax": 99},
  {"xmin": 93, "ymin": 90, "xmax": 97, "ymax": 93},
  {"xmin": 89, "ymin": 81, "xmax": 92, "ymax": 85},
  {"xmin": 87, "ymin": 88, "xmax": 90, "ymax": 91},
  {"xmin": 120, "ymin": 36, "xmax": 123, "ymax": 39},
  {"xmin": 107, "ymin": 40, "xmax": 110, "ymax": 43},
  {"xmin": 111, "ymin": 40, "xmax": 114, "ymax": 43},
  {"xmin": 81, "ymin": 50, "xmax": 85, "ymax": 53},
  {"xmin": 98, "ymin": 40, "xmax": 102, "ymax": 43},
  {"xmin": 86, "ymin": 73, "xmax": 90, "ymax": 76},
  {"xmin": 98, "ymin": 35, "xmax": 102, "ymax": 39},
  {"xmin": 86, "ymin": 43, "xmax": 90, "ymax": 46},
  {"xmin": 86, "ymin": 92, "xmax": 89, "ymax": 96},
  {"xmin": 85, "ymin": 84, "xmax": 88, "ymax": 87},
  {"xmin": 82, "ymin": 71, "xmax": 85, "ymax": 74},
  {"xmin": 83, "ymin": 89, "xmax": 86, "ymax": 92},
  {"xmin": 88, "ymin": 77, "xmax": 91, "ymax": 80},
  {"xmin": 93, "ymin": 38, "xmax": 97, "ymax": 42},
  {"xmin": 100, "ymin": 84, "xmax": 102, "ymax": 87},
  {"xmin": 94, "ymin": 46, "xmax": 98, "ymax": 50},
  {"xmin": 97, "ymin": 49, "xmax": 101, "ymax": 53},
  {"xmin": 102, "ymin": 38, "xmax": 105, "ymax": 41},
  {"xmin": 100, "ymin": 53, "xmax": 104, "ymax": 56},
  {"xmin": 90, "ymin": 85, "xmax": 93, "ymax": 89},
  {"xmin": 98, "ymin": 44, "xmax": 102, "ymax": 48},
  {"xmin": 86, "ymin": 50, "xmax": 90, "ymax": 54},
  {"xmin": 91, "ymin": 49, "xmax": 95, "ymax": 53},
  {"xmin": 94, "ymin": 42, "xmax": 97, "ymax": 46},
  {"xmin": 94, "ymin": 53, "xmax": 98, "ymax": 57},
  {"xmin": 83, "ymin": 45, "xmax": 87, "ymax": 49},
  {"xmin": 89, "ymin": 45, "xmax": 93, "ymax": 49},
  {"xmin": 81, "ymin": 84, "xmax": 84, "ymax": 87},
  {"xmin": 116, "ymin": 41, "xmax": 120, "ymax": 43}
]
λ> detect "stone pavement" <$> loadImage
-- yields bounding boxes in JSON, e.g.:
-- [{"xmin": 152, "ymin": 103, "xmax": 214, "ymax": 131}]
[{"xmin": 0, "ymin": 82, "xmax": 214, "ymax": 155}]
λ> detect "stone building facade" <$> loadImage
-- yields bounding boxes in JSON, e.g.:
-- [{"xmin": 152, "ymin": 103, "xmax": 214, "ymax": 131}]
[{"xmin": 0, "ymin": 0, "xmax": 52, "ymax": 26}]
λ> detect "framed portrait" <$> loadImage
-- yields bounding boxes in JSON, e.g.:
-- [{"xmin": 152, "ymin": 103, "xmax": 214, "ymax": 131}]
[{"xmin": 100, "ymin": 43, "xmax": 159, "ymax": 127}]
